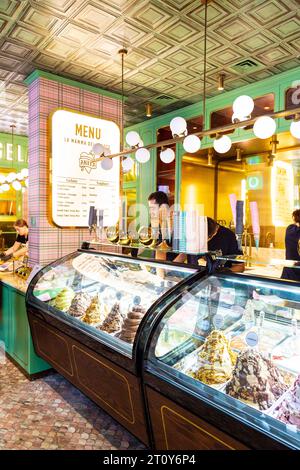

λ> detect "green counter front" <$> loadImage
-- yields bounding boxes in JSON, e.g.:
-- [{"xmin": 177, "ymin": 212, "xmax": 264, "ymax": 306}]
[{"xmin": 0, "ymin": 273, "xmax": 50, "ymax": 379}]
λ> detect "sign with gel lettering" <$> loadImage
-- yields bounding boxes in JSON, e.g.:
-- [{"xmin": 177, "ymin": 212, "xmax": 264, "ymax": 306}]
[{"xmin": 51, "ymin": 109, "xmax": 120, "ymax": 227}]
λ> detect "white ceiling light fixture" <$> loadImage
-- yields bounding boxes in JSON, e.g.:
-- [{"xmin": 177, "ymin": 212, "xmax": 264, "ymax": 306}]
[
  {"xmin": 92, "ymin": 143, "xmax": 105, "ymax": 155},
  {"xmin": 1, "ymin": 183, "xmax": 10, "ymax": 192},
  {"xmin": 170, "ymin": 117, "xmax": 187, "ymax": 137},
  {"xmin": 232, "ymin": 95, "xmax": 254, "ymax": 119},
  {"xmin": 135, "ymin": 147, "xmax": 150, "ymax": 163},
  {"xmin": 125, "ymin": 130, "xmax": 141, "ymax": 147},
  {"xmin": 101, "ymin": 157, "xmax": 113, "ymax": 171},
  {"xmin": 160, "ymin": 148, "xmax": 175, "ymax": 164},
  {"xmin": 12, "ymin": 180, "xmax": 22, "ymax": 191},
  {"xmin": 21, "ymin": 168, "xmax": 28, "ymax": 178},
  {"xmin": 253, "ymin": 115, "xmax": 276, "ymax": 139},
  {"xmin": 213, "ymin": 134, "xmax": 232, "ymax": 153},
  {"xmin": 122, "ymin": 157, "xmax": 134, "ymax": 172},
  {"xmin": 183, "ymin": 135, "xmax": 201, "ymax": 153},
  {"xmin": 7, "ymin": 172, "xmax": 16, "ymax": 182},
  {"xmin": 290, "ymin": 115, "xmax": 300, "ymax": 139}
]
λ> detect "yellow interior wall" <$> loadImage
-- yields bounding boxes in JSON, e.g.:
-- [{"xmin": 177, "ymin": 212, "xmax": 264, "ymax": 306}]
[{"xmin": 181, "ymin": 163, "xmax": 214, "ymax": 215}]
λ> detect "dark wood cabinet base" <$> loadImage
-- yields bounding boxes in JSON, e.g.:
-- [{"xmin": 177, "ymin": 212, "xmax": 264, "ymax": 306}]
[
  {"xmin": 28, "ymin": 313, "xmax": 149, "ymax": 446},
  {"xmin": 146, "ymin": 386, "xmax": 248, "ymax": 450}
]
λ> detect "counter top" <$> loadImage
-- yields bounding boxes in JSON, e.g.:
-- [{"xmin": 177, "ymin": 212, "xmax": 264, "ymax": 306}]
[{"xmin": 0, "ymin": 272, "xmax": 27, "ymax": 294}]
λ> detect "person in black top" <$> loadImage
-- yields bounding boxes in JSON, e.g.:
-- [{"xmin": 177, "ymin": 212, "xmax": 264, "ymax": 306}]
[
  {"xmin": 281, "ymin": 209, "xmax": 300, "ymax": 282},
  {"xmin": 3, "ymin": 218, "xmax": 29, "ymax": 259}
]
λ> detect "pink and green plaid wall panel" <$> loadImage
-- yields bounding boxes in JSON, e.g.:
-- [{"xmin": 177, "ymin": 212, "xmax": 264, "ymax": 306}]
[{"xmin": 28, "ymin": 75, "xmax": 122, "ymax": 266}]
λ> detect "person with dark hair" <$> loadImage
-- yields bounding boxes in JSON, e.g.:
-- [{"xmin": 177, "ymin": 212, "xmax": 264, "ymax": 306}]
[
  {"xmin": 148, "ymin": 191, "xmax": 169, "ymax": 207},
  {"xmin": 281, "ymin": 209, "xmax": 300, "ymax": 282},
  {"xmin": 187, "ymin": 217, "xmax": 244, "ymax": 272},
  {"xmin": 1, "ymin": 218, "xmax": 29, "ymax": 260}
]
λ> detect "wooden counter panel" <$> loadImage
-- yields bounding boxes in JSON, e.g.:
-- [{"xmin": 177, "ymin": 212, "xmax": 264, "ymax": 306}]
[
  {"xmin": 146, "ymin": 387, "xmax": 248, "ymax": 450},
  {"xmin": 28, "ymin": 314, "xmax": 149, "ymax": 445},
  {"xmin": 31, "ymin": 319, "xmax": 74, "ymax": 378}
]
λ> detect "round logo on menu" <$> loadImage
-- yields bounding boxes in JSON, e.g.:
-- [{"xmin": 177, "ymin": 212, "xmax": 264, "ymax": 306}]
[{"xmin": 245, "ymin": 331, "xmax": 259, "ymax": 347}]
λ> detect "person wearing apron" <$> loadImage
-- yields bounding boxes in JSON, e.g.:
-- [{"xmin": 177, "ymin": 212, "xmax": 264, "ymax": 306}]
[{"xmin": 1, "ymin": 218, "xmax": 29, "ymax": 261}]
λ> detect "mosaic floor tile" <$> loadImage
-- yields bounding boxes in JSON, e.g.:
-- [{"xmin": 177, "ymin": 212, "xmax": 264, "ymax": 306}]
[{"xmin": 0, "ymin": 356, "xmax": 145, "ymax": 450}]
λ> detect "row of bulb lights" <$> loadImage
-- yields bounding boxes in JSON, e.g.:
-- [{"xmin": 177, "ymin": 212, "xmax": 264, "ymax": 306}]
[
  {"xmin": 92, "ymin": 95, "xmax": 300, "ymax": 171},
  {"xmin": 0, "ymin": 168, "xmax": 29, "ymax": 192}
]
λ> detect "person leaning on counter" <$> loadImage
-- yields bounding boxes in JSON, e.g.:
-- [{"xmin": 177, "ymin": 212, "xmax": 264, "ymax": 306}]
[
  {"xmin": 281, "ymin": 209, "xmax": 300, "ymax": 282},
  {"xmin": 176, "ymin": 217, "xmax": 245, "ymax": 272},
  {"xmin": 2, "ymin": 218, "xmax": 29, "ymax": 260}
]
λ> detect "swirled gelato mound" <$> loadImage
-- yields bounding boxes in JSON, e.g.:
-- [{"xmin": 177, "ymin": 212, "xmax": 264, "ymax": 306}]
[
  {"xmin": 81, "ymin": 295, "xmax": 104, "ymax": 325},
  {"xmin": 190, "ymin": 330, "xmax": 237, "ymax": 385},
  {"xmin": 117, "ymin": 305, "xmax": 146, "ymax": 343},
  {"xmin": 226, "ymin": 349, "xmax": 288, "ymax": 410},
  {"xmin": 100, "ymin": 302, "xmax": 124, "ymax": 334},
  {"xmin": 68, "ymin": 292, "xmax": 91, "ymax": 318},
  {"xmin": 50, "ymin": 287, "xmax": 75, "ymax": 312},
  {"xmin": 272, "ymin": 375, "xmax": 300, "ymax": 428}
]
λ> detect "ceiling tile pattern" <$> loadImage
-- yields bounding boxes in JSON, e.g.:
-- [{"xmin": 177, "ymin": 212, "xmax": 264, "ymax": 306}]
[{"xmin": 0, "ymin": 0, "xmax": 300, "ymax": 135}]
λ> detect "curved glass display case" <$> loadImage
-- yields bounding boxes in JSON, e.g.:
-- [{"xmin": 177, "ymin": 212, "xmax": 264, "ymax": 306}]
[
  {"xmin": 25, "ymin": 248, "xmax": 198, "ymax": 444},
  {"xmin": 142, "ymin": 273, "xmax": 300, "ymax": 450}
]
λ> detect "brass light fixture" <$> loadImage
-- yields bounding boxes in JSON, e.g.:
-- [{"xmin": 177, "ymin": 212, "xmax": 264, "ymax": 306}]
[
  {"xmin": 207, "ymin": 148, "xmax": 213, "ymax": 166},
  {"xmin": 270, "ymin": 134, "xmax": 279, "ymax": 156},
  {"xmin": 217, "ymin": 73, "xmax": 225, "ymax": 91},
  {"xmin": 236, "ymin": 147, "xmax": 242, "ymax": 162},
  {"xmin": 145, "ymin": 103, "xmax": 152, "ymax": 117}
]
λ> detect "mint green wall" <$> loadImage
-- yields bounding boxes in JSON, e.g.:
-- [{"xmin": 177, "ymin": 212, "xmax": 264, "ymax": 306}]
[
  {"xmin": 0, "ymin": 132, "xmax": 28, "ymax": 219},
  {"xmin": 0, "ymin": 283, "xmax": 50, "ymax": 376},
  {"xmin": 0, "ymin": 132, "xmax": 28, "ymax": 169},
  {"xmin": 125, "ymin": 65, "xmax": 300, "ymax": 206}
]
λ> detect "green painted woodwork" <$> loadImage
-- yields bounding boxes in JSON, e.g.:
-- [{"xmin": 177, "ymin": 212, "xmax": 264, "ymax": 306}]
[
  {"xmin": 125, "ymin": 65, "xmax": 300, "ymax": 206},
  {"xmin": 0, "ymin": 282, "xmax": 50, "ymax": 376},
  {"xmin": 25, "ymin": 69, "xmax": 122, "ymax": 101}
]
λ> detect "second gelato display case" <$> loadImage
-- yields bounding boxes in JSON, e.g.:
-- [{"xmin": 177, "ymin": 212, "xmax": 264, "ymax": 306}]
[
  {"xmin": 25, "ymin": 248, "xmax": 198, "ymax": 445},
  {"xmin": 140, "ymin": 272, "xmax": 300, "ymax": 449}
]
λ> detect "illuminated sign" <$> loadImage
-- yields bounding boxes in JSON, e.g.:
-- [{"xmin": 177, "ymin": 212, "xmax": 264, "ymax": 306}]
[
  {"xmin": 271, "ymin": 160, "xmax": 294, "ymax": 227},
  {"xmin": 51, "ymin": 109, "xmax": 120, "ymax": 228},
  {"xmin": 247, "ymin": 173, "xmax": 263, "ymax": 190}
]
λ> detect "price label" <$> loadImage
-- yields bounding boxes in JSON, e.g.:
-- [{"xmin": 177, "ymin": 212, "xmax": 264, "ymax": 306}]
[
  {"xmin": 245, "ymin": 331, "xmax": 259, "ymax": 347},
  {"xmin": 213, "ymin": 314, "xmax": 224, "ymax": 329}
]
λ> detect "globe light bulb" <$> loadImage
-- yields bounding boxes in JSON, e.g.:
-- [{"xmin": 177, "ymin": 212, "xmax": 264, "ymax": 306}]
[
  {"xmin": 170, "ymin": 117, "xmax": 187, "ymax": 136},
  {"xmin": 290, "ymin": 120, "xmax": 300, "ymax": 139},
  {"xmin": 135, "ymin": 147, "xmax": 150, "ymax": 163},
  {"xmin": 213, "ymin": 135, "xmax": 232, "ymax": 153},
  {"xmin": 0, "ymin": 175, "xmax": 5, "ymax": 184},
  {"xmin": 92, "ymin": 143, "xmax": 105, "ymax": 155},
  {"xmin": 233, "ymin": 95, "xmax": 254, "ymax": 118},
  {"xmin": 12, "ymin": 180, "xmax": 22, "ymax": 191},
  {"xmin": 7, "ymin": 172, "xmax": 16, "ymax": 182},
  {"xmin": 21, "ymin": 168, "xmax": 28, "ymax": 178},
  {"xmin": 183, "ymin": 135, "xmax": 201, "ymax": 153},
  {"xmin": 122, "ymin": 157, "xmax": 134, "ymax": 171},
  {"xmin": 16, "ymin": 172, "xmax": 22, "ymax": 180},
  {"xmin": 125, "ymin": 131, "xmax": 140, "ymax": 147},
  {"xmin": 160, "ymin": 148, "xmax": 175, "ymax": 164},
  {"xmin": 253, "ymin": 116, "xmax": 276, "ymax": 139},
  {"xmin": 101, "ymin": 157, "xmax": 113, "ymax": 170},
  {"xmin": 2, "ymin": 183, "xmax": 10, "ymax": 192}
]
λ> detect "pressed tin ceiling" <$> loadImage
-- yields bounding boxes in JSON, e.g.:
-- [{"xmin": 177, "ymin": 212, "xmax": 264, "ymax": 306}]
[{"xmin": 0, "ymin": 0, "xmax": 300, "ymax": 135}]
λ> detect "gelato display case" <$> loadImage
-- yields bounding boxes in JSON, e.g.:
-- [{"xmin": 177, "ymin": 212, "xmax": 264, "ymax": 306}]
[
  {"xmin": 25, "ymin": 248, "xmax": 198, "ymax": 444},
  {"xmin": 141, "ymin": 273, "xmax": 300, "ymax": 450}
]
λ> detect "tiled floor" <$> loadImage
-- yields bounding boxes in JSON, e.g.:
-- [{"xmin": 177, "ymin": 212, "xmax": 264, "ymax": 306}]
[{"xmin": 0, "ymin": 355, "xmax": 145, "ymax": 450}]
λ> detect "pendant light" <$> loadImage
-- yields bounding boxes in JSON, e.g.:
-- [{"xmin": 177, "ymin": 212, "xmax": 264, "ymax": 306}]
[
  {"xmin": 232, "ymin": 95, "xmax": 254, "ymax": 119},
  {"xmin": 183, "ymin": 135, "xmax": 201, "ymax": 153},
  {"xmin": 253, "ymin": 115, "xmax": 276, "ymax": 139},
  {"xmin": 290, "ymin": 114, "xmax": 300, "ymax": 139},
  {"xmin": 213, "ymin": 134, "xmax": 232, "ymax": 153}
]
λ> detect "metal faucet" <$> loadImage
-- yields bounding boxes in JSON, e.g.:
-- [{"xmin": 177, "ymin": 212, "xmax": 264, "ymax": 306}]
[
  {"xmin": 242, "ymin": 226, "xmax": 252, "ymax": 266},
  {"xmin": 265, "ymin": 232, "xmax": 274, "ymax": 248}
]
